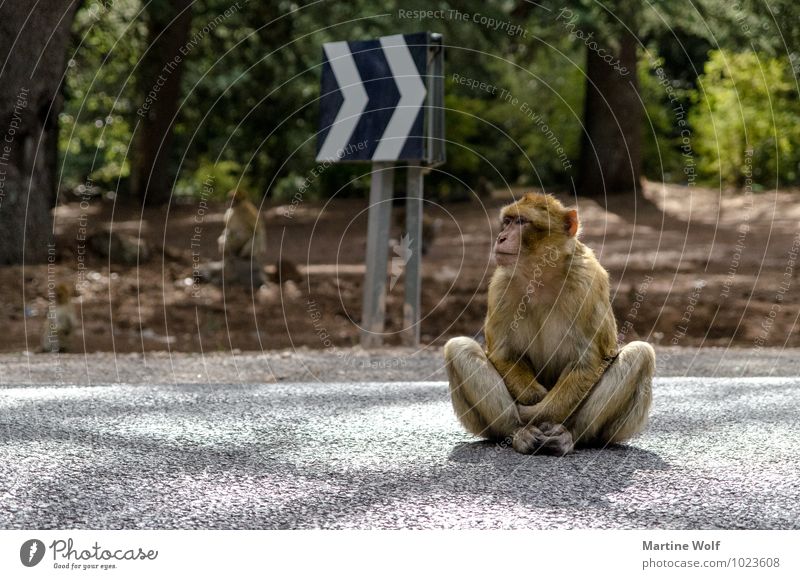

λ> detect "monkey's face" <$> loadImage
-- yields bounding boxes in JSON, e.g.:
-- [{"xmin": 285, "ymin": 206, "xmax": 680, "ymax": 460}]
[
  {"xmin": 227, "ymin": 189, "xmax": 251, "ymax": 205},
  {"xmin": 493, "ymin": 194, "xmax": 579, "ymax": 268},
  {"xmin": 55, "ymin": 284, "xmax": 72, "ymax": 304},
  {"xmin": 493, "ymin": 213, "xmax": 529, "ymax": 266}
]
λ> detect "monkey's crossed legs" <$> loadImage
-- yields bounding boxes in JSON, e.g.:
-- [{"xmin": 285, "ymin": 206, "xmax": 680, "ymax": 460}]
[{"xmin": 444, "ymin": 337, "xmax": 655, "ymax": 455}]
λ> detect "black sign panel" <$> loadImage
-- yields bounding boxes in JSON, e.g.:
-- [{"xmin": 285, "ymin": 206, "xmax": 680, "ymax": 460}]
[{"xmin": 317, "ymin": 32, "xmax": 441, "ymax": 163}]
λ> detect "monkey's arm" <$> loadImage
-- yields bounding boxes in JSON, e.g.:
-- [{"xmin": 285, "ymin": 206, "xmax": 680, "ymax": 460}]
[
  {"xmin": 232, "ymin": 224, "xmax": 264, "ymax": 260},
  {"xmin": 517, "ymin": 361, "xmax": 602, "ymax": 425},
  {"xmin": 488, "ymin": 352, "xmax": 549, "ymax": 405},
  {"xmin": 220, "ymin": 229, "xmax": 249, "ymax": 258}
]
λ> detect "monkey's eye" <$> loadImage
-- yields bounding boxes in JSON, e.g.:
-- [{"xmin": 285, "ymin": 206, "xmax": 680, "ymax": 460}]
[{"xmin": 502, "ymin": 216, "xmax": 529, "ymax": 227}]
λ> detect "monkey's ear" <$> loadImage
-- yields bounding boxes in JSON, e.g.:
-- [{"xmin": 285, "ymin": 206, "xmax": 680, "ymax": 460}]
[{"xmin": 564, "ymin": 209, "xmax": 579, "ymax": 237}]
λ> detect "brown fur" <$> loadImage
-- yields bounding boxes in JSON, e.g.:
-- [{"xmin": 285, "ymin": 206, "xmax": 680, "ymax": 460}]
[
  {"xmin": 445, "ymin": 193, "xmax": 654, "ymax": 455},
  {"xmin": 217, "ymin": 189, "xmax": 267, "ymax": 264}
]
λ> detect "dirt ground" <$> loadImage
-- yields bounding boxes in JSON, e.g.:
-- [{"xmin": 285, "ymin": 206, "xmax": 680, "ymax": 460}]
[{"xmin": 2, "ymin": 180, "xmax": 799, "ymax": 354}]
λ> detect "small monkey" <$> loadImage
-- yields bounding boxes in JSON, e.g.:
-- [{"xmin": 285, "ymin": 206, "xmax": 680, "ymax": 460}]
[
  {"xmin": 217, "ymin": 189, "xmax": 267, "ymax": 286},
  {"xmin": 218, "ymin": 189, "xmax": 267, "ymax": 262},
  {"xmin": 445, "ymin": 193, "xmax": 654, "ymax": 455},
  {"xmin": 41, "ymin": 283, "xmax": 77, "ymax": 353}
]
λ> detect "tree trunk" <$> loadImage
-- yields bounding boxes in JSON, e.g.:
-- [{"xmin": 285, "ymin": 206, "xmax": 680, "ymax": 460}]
[
  {"xmin": 0, "ymin": 0, "xmax": 79, "ymax": 264},
  {"xmin": 577, "ymin": 31, "xmax": 642, "ymax": 197},
  {"xmin": 130, "ymin": 0, "xmax": 192, "ymax": 206}
]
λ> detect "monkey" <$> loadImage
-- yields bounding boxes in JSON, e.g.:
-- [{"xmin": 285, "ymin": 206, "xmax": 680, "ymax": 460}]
[
  {"xmin": 41, "ymin": 283, "xmax": 77, "ymax": 353},
  {"xmin": 444, "ymin": 193, "xmax": 654, "ymax": 456},
  {"xmin": 217, "ymin": 189, "xmax": 267, "ymax": 286},
  {"xmin": 218, "ymin": 189, "xmax": 267, "ymax": 262}
]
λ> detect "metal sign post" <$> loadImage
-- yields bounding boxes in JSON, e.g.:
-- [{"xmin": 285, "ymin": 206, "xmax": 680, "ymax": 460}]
[
  {"xmin": 402, "ymin": 163, "xmax": 423, "ymax": 347},
  {"xmin": 316, "ymin": 32, "xmax": 444, "ymax": 348},
  {"xmin": 361, "ymin": 163, "xmax": 394, "ymax": 348}
]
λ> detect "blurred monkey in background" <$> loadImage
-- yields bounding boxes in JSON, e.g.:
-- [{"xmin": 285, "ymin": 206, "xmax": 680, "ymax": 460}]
[
  {"xmin": 218, "ymin": 189, "xmax": 267, "ymax": 263},
  {"xmin": 217, "ymin": 189, "xmax": 267, "ymax": 286},
  {"xmin": 41, "ymin": 283, "xmax": 77, "ymax": 353}
]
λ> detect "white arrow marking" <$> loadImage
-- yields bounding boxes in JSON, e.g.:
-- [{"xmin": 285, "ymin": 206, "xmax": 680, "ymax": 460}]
[
  {"xmin": 372, "ymin": 34, "xmax": 427, "ymax": 161},
  {"xmin": 317, "ymin": 41, "xmax": 369, "ymax": 161}
]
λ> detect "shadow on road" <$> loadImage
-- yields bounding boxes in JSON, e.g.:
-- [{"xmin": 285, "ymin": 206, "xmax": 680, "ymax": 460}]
[{"xmin": 447, "ymin": 439, "xmax": 670, "ymax": 507}]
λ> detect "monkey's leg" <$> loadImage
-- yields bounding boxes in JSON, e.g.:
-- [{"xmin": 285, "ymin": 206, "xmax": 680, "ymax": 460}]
[
  {"xmin": 224, "ymin": 256, "xmax": 266, "ymax": 287},
  {"xmin": 568, "ymin": 341, "xmax": 655, "ymax": 446},
  {"xmin": 444, "ymin": 337, "xmax": 521, "ymax": 440}
]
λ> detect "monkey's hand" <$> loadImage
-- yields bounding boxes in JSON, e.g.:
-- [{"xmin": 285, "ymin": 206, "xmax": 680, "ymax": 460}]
[
  {"xmin": 517, "ymin": 363, "xmax": 599, "ymax": 425},
  {"xmin": 512, "ymin": 422, "xmax": 574, "ymax": 456}
]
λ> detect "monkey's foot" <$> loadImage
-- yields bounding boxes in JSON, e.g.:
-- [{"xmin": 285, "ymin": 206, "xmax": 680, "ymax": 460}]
[{"xmin": 512, "ymin": 422, "xmax": 574, "ymax": 456}]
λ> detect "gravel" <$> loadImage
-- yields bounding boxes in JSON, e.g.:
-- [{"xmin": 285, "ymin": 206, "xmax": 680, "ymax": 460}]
[
  {"xmin": 2, "ymin": 346, "xmax": 800, "ymax": 385},
  {"xmin": 0, "ymin": 349, "xmax": 798, "ymax": 529}
]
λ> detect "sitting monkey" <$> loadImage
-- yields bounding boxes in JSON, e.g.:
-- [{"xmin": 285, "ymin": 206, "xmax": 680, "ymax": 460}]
[
  {"xmin": 217, "ymin": 189, "xmax": 267, "ymax": 286},
  {"xmin": 41, "ymin": 283, "xmax": 77, "ymax": 353},
  {"xmin": 444, "ymin": 193, "xmax": 654, "ymax": 455}
]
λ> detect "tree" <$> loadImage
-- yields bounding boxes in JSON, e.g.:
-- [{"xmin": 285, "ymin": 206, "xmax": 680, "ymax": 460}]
[
  {"xmin": 0, "ymin": 0, "xmax": 80, "ymax": 264},
  {"xmin": 129, "ymin": 0, "xmax": 192, "ymax": 206},
  {"xmin": 513, "ymin": 0, "xmax": 747, "ymax": 198},
  {"xmin": 577, "ymin": 26, "xmax": 642, "ymax": 195}
]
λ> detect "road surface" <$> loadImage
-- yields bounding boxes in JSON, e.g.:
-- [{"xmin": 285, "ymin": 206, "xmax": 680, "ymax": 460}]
[{"xmin": 1, "ymin": 359, "xmax": 798, "ymax": 529}]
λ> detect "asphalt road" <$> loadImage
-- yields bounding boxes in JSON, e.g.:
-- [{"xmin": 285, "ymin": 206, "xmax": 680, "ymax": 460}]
[{"xmin": 1, "ymin": 374, "xmax": 798, "ymax": 529}]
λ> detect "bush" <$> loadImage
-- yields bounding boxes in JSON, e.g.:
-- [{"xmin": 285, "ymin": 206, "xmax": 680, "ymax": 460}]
[
  {"xmin": 435, "ymin": 38, "xmax": 584, "ymax": 197},
  {"xmin": 174, "ymin": 156, "xmax": 252, "ymax": 200},
  {"xmin": 689, "ymin": 50, "xmax": 800, "ymax": 187},
  {"xmin": 638, "ymin": 55, "xmax": 691, "ymax": 183}
]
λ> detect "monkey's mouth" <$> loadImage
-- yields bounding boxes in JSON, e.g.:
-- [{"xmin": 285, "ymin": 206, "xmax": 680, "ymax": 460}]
[{"xmin": 493, "ymin": 251, "xmax": 518, "ymax": 265}]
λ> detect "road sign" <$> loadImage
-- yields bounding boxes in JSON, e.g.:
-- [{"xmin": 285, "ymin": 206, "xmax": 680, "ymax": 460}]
[
  {"xmin": 316, "ymin": 32, "xmax": 444, "ymax": 348},
  {"xmin": 316, "ymin": 32, "xmax": 444, "ymax": 164}
]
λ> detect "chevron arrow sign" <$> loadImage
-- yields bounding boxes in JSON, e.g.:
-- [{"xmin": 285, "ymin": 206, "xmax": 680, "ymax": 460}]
[{"xmin": 316, "ymin": 32, "xmax": 443, "ymax": 163}]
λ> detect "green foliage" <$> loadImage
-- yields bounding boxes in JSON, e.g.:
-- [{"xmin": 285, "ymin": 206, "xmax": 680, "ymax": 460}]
[
  {"xmin": 174, "ymin": 0, "xmax": 313, "ymax": 199},
  {"xmin": 509, "ymin": 42, "xmax": 584, "ymax": 186},
  {"xmin": 433, "ymin": 34, "xmax": 584, "ymax": 198},
  {"xmin": 638, "ymin": 56, "xmax": 689, "ymax": 182},
  {"xmin": 60, "ymin": 0, "xmax": 145, "ymax": 191},
  {"xmin": 689, "ymin": 50, "xmax": 800, "ymax": 186},
  {"xmin": 174, "ymin": 156, "xmax": 251, "ymax": 200},
  {"xmin": 58, "ymin": 0, "xmax": 800, "ymax": 203}
]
